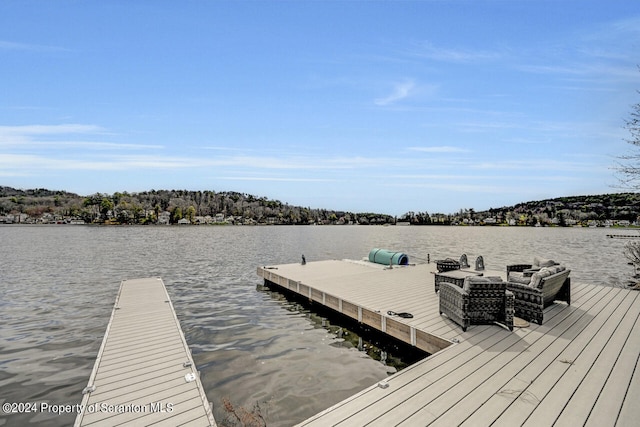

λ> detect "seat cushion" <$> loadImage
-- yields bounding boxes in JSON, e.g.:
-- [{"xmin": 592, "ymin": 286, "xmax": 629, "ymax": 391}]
[
  {"xmin": 534, "ymin": 257, "xmax": 557, "ymax": 268},
  {"xmin": 463, "ymin": 276, "xmax": 503, "ymax": 292},
  {"xmin": 549, "ymin": 264, "xmax": 566, "ymax": 274},
  {"xmin": 463, "ymin": 276, "xmax": 489, "ymax": 291},
  {"xmin": 509, "ymin": 272, "xmax": 531, "ymax": 285}
]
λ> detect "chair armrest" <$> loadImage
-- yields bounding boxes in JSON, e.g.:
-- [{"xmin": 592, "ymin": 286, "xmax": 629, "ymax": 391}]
[
  {"xmin": 507, "ymin": 264, "xmax": 533, "ymax": 274},
  {"xmin": 439, "ymin": 282, "xmax": 469, "ymax": 312},
  {"xmin": 506, "ymin": 281, "xmax": 540, "ymax": 294},
  {"xmin": 440, "ymin": 281, "xmax": 468, "ymax": 297}
]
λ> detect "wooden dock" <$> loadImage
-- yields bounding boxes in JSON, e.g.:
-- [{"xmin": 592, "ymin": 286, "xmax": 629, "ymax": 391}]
[
  {"xmin": 75, "ymin": 277, "xmax": 216, "ymax": 427},
  {"xmin": 258, "ymin": 260, "xmax": 640, "ymax": 426}
]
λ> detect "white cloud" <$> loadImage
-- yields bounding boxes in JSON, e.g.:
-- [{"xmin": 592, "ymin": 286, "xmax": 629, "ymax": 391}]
[
  {"xmin": 470, "ymin": 159, "xmax": 599, "ymax": 172},
  {"xmin": 0, "ymin": 153, "xmax": 202, "ymax": 171},
  {"xmin": 202, "ymin": 146, "xmax": 247, "ymax": 151},
  {"xmin": 0, "ymin": 124, "xmax": 163, "ymax": 150},
  {"xmin": 517, "ymin": 63, "xmax": 638, "ymax": 81},
  {"xmin": 375, "ymin": 79, "xmax": 416, "ymax": 106},
  {"xmin": 586, "ymin": 16, "xmax": 640, "ymax": 42},
  {"xmin": 0, "ymin": 151, "xmax": 394, "ymax": 174},
  {"xmin": 407, "ymin": 41, "xmax": 502, "ymax": 63},
  {"xmin": 407, "ymin": 146, "xmax": 470, "ymax": 153},
  {"xmin": 0, "ymin": 40, "xmax": 69, "ymax": 52},
  {"xmin": 0, "ymin": 139, "xmax": 163, "ymax": 150},
  {"xmin": 219, "ymin": 176, "xmax": 336, "ymax": 182},
  {"xmin": 0, "ymin": 124, "xmax": 104, "ymax": 135},
  {"xmin": 388, "ymin": 173, "xmax": 577, "ymax": 182}
]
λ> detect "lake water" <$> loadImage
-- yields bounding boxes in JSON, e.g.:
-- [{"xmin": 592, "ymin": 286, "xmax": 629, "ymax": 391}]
[{"xmin": 0, "ymin": 225, "xmax": 635, "ymax": 426}]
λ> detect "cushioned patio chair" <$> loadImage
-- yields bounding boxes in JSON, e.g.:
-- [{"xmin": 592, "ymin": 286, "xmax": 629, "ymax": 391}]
[
  {"xmin": 436, "ymin": 258, "xmax": 460, "ymax": 272},
  {"xmin": 439, "ymin": 276, "xmax": 514, "ymax": 332},
  {"xmin": 506, "ymin": 259, "xmax": 571, "ymax": 325}
]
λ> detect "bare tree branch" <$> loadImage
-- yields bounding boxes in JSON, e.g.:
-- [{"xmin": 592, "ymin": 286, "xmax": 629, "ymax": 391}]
[{"xmin": 614, "ymin": 81, "xmax": 640, "ymax": 190}]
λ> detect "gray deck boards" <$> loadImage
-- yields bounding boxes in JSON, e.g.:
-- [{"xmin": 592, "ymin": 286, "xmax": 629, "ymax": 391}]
[
  {"xmin": 257, "ymin": 260, "xmax": 640, "ymax": 426},
  {"xmin": 75, "ymin": 277, "xmax": 216, "ymax": 427}
]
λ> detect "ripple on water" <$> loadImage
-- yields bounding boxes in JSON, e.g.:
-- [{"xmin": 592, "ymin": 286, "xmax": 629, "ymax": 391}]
[{"xmin": 0, "ymin": 225, "xmax": 635, "ymax": 427}]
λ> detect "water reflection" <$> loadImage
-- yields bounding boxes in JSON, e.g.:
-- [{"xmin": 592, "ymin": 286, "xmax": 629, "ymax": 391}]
[{"xmin": 258, "ymin": 283, "xmax": 427, "ymax": 373}]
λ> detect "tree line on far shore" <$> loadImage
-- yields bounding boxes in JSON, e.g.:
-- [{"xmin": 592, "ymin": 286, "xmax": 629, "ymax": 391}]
[
  {"xmin": 0, "ymin": 186, "xmax": 638, "ymax": 227},
  {"xmin": 400, "ymin": 193, "xmax": 640, "ymax": 227},
  {"xmin": 0, "ymin": 187, "xmax": 395, "ymax": 225}
]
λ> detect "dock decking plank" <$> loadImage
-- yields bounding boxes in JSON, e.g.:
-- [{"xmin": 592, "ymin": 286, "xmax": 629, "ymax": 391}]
[
  {"xmin": 556, "ymin": 291, "xmax": 640, "ymax": 426},
  {"xmin": 75, "ymin": 277, "xmax": 216, "ymax": 427},
  {"xmin": 95, "ymin": 356, "xmax": 187, "ymax": 387},
  {"xmin": 350, "ymin": 332, "xmax": 523, "ymax": 426},
  {"xmin": 258, "ymin": 260, "xmax": 640, "ymax": 426},
  {"xmin": 418, "ymin": 284, "xmax": 613, "ymax": 426},
  {"xmin": 456, "ymin": 283, "xmax": 607, "ymax": 427},
  {"xmin": 79, "ymin": 387, "xmax": 201, "ymax": 425},
  {"xmin": 614, "ymin": 312, "xmax": 640, "ymax": 427},
  {"xmin": 531, "ymin": 288, "xmax": 640, "ymax": 426},
  {"xmin": 519, "ymin": 287, "xmax": 632, "ymax": 426},
  {"xmin": 477, "ymin": 285, "xmax": 622, "ymax": 426},
  {"xmin": 389, "ymin": 288, "xmax": 603, "ymax": 426},
  {"xmin": 297, "ymin": 327, "xmax": 507, "ymax": 426}
]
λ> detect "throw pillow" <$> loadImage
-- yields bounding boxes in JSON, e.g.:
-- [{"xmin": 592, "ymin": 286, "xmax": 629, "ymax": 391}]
[
  {"xmin": 531, "ymin": 267, "xmax": 553, "ymax": 288},
  {"xmin": 508, "ymin": 272, "xmax": 531, "ymax": 285}
]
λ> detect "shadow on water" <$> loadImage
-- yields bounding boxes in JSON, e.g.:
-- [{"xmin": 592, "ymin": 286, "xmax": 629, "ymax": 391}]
[{"xmin": 257, "ymin": 283, "xmax": 429, "ymax": 372}]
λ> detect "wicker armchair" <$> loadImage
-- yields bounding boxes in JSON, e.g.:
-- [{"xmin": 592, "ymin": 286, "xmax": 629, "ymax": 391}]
[
  {"xmin": 439, "ymin": 277, "xmax": 514, "ymax": 332},
  {"xmin": 506, "ymin": 264, "xmax": 535, "ymax": 277},
  {"xmin": 506, "ymin": 264, "xmax": 571, "ymax": 325},
  {"xmin": 436, "ymin": 258, "xmax": 460, "ymax": 272}
]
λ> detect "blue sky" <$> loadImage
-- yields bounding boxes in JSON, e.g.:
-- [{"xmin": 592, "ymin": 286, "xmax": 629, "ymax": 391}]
[{"xmin": 1, "ymin": 1, "xmax": 639, "ymax": 215}]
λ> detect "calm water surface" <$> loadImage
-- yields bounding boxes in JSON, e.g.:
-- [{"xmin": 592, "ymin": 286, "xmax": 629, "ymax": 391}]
[{"xmin": 0, "ymin": 225, "xmax": 634, "ymax": 426}]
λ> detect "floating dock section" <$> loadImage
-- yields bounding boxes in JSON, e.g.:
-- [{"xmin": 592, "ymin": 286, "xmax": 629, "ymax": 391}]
[
  {"xmin": 75, "ymin": 277, "xmax": 216, "ymax": 427},
  {"xmin": 258, "ymin": 259, "xmax": 640, "ymax": 426},
  {"xmin": 259, "ymin": 260, "xmax": 452, "ymax": 354}
]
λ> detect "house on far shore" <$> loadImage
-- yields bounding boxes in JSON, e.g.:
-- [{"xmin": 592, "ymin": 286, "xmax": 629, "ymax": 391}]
[
  {"xmin": 193, "ymin": 216, "xmax": 210, "ymax": 224},
  {"xmin": 157, "ymin": 211, "xmax": 171, "ymax": 225}
]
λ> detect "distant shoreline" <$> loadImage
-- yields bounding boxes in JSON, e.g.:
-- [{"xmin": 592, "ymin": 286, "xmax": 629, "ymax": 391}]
[{"xmin": 1, "ymin": 187, "xmax": 638, "ymax": 227}]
